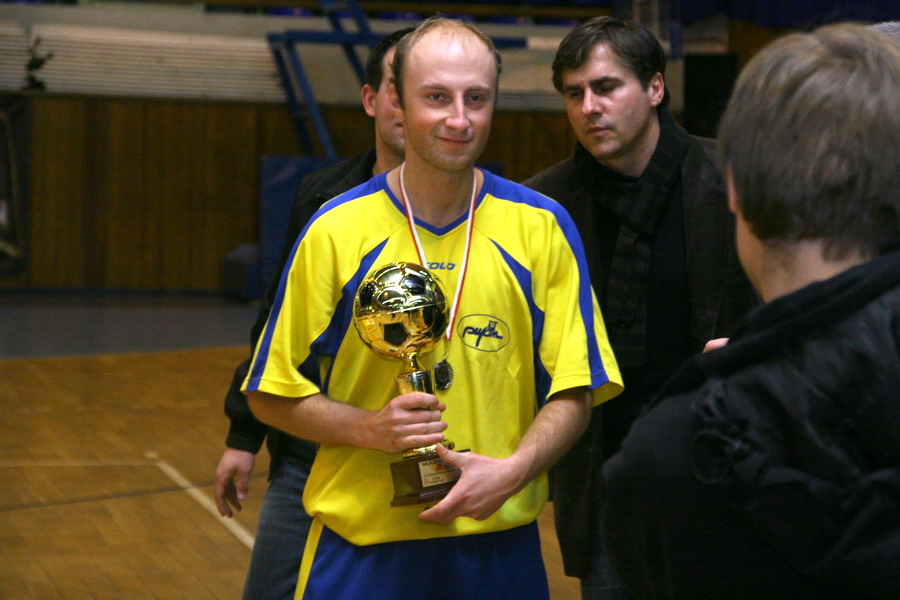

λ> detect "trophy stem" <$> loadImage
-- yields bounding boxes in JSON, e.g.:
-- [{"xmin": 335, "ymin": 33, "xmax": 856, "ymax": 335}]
[
  {"xmin": 395, "ymin": 365, "xmax": 434, "ymax": 395},
  {"xmin": 395, "ymin": 354, "xmax": 454, "ymax": 458}
]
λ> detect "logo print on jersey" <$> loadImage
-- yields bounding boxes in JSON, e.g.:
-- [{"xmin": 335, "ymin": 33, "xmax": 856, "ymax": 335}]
[
  {"xmin": 458, "ymin": 315, "xmax": 510, "ymax": 352},
  {"xmin": 427, "ymin": 262, "xmax": 456, "ymax": 271}
]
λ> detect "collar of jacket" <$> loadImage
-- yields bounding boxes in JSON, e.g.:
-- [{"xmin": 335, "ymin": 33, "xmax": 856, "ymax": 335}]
[{"xmin": 688, "ymin": 248, "xmax": 900, "ymax": 383}]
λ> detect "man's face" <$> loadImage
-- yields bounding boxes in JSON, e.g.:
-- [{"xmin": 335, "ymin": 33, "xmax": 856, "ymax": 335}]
[
  {"xmin": 560, "ymin": 43, "xmax": 663, "ymax": 174},
  {"xmin": 365, "ymin": 47, "xmax": 405, "ymax": 158},
  {"xmin": 396, "ymin": 28, "xmax": 496, "ymax": 173}
]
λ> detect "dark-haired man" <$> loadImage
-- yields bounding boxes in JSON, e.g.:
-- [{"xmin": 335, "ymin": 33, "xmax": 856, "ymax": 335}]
[
  {"xmin": 524, "ymin": 16, "xmax": 755, "ymax": 599},
  {"xmin": 213, "ymin": 27, "xmax": 411, "ymax": 600},
  {"xmin": 604, "ymin": 23, "xmax": 900, "ymax": 599}
]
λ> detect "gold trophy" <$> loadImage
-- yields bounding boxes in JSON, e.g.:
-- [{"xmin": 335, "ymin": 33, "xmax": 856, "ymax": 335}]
[{"xmin": 353, "ymin": 262, "xmax": 464, "ymax": 507}]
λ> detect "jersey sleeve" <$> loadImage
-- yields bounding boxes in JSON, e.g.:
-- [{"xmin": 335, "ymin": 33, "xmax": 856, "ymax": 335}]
[
  {"xmin": 242, "ymin": 215, "xmax": 340, "ymax": 399},
  {"xmin": 537, "ymin": 204, "xmax": 623, "ymax": 406}
]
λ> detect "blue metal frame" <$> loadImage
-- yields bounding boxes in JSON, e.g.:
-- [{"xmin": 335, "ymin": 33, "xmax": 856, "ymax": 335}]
[
  {"xmin": 267, "ymin": 0, "xmax": 382, "ymax": 159},
  {"xmin": 268, "ymin": 1, "xmax": 528, "ymax": 159}
]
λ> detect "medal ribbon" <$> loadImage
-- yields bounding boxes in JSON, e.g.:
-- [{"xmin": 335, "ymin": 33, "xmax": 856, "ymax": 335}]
[{"xmin": 398, "ymin": 162, "xmax": 476, "ymax": 342}]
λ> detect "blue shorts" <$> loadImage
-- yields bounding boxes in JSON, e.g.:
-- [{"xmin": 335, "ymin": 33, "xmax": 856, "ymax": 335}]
[{"xmin": 295, "ymin": 518, "xmax": 549, "ymax": 600}]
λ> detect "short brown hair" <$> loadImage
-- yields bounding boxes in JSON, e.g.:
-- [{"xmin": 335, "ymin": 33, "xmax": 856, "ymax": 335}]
[
  {"xmin": 551, "ymin": 16, "xmax": 669, "ymax": 108},
  {"xmin": 365, "ymin": 27, "xmax": 414, "ymax": 91},
  {"xmin": 719, "ymin": 24, "xmax": 900, "ymax": 259}
]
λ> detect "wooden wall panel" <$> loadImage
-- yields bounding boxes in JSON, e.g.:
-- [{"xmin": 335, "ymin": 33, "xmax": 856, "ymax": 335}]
[
  {"xmin": 18, "ymin": 95, "xmax": 276, "ymax": 292},
  {"xmin": 13, "ymin": 94, "xmax": 574, "ymax": 292},
  {"xmin": 485, "ymin": 109, "xmax": 576, "ymax": 183},
  {"xmin": 144, "ymin": 101, "xmax": 200, "ymax": 289},
  {"xmin": 729, "ymin": 19, "xmax": 780, "ymax": 71},
  {"xmin": 256, "ymin": 104, "xmax": 310, "ymax": 157},
  {"xmin": 27, "ymin": 97, "xmax": 91, "ymax": 288},
  {"xmin": 98, "ymin": 99, "xmax": 150, "ymax": 289},
  {"xmin": 193, "ymin": 104, "xmax": 260, "ymax": 290}
]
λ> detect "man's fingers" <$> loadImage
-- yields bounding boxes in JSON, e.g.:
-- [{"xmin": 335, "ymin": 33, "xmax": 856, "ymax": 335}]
[
  {"xmin": 396, "ymin": 430, "xmax": 445, "ymax": 452},
  {"xmin": 235, "ymin": 472, "xmax": 250, "ymax": 501},
  {"xmin": 213, "ymin": 449, "xmax": 255, "ymax": 517},
  {"xmin": 435, "ymin": 442, "xmax": 460, "ymax": 464},
  {"xmin": 225, "ymin": 482, "xmax": 243, "ymax": 514},
  {"xmin": 703, "ymin": 337, "xmax": 729, "ymax": 353},
  {"xmin": 215, "ymin": 495, "xmax": 231, "ymax": 518},
  {"xmin": 417, "ymin": 445, "xmax": 468, "ymax": 524},
  {"xmin": 215, "ymin": 481, "xmax": 237, "ymax": 517},
  {"xmin": 405, "ymin": 419, "xmax": 448, "ymax": 442},
  {"xmin": 395, "ymin": 408, "xmax": 444, "ymax": 426},
  {"xmin": 394, "ymin": 392, "xmax": 444, "ymax": 412},
  {"xmin": 418, "ymin": 488, "xmax": 460, "ymax": 524}
]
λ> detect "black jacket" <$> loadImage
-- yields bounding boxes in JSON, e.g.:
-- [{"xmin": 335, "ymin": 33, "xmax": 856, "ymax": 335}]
[
  {"xmin": 224, "ymin": 149, "xmax": 377, "ymax": 469},
  {"xmin": 603, "ymin": 249, "xmax": 900, "ymax": 599},
  {"xmin": 524, "ymin": 129, "xmax": 756, "ymax": 576}
]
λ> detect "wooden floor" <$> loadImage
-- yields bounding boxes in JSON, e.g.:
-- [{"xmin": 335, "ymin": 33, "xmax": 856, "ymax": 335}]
[{"xmin": 0, "ymin": 346, "xmax": 580, "ymax": 599}]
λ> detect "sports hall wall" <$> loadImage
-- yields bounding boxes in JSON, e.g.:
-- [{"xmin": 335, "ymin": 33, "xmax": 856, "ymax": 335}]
[
  {"xmin": 0, "ymin": 2, "xmax": 814, "ymax": 293},
  {"xmin": 14, "ymin": 94, "xmax": 577, "ymax": 291}
]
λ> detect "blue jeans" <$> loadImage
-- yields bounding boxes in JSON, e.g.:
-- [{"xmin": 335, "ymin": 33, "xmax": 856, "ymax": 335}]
[
  {"xmin": 242, "ymin": 457, "xmax": 313, "ymax": 600},
  {"xmin": 580, "ymin": 535, "xmax": 628, "ymax": 600},
  {"xmin": 580, "ymin": 485, "xmax": 629, "ymax": 600}
]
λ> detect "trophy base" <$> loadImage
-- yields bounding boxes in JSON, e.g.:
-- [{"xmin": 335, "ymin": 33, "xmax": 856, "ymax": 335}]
[{"xmin": 390, "ymin": 449, "xmax": 468, "ymax": 507}]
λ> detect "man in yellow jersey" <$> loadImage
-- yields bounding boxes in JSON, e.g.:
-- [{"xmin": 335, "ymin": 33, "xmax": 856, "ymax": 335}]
[
  {"xmin": 244, "ymin": 16, "xmax": 622, "ymax": 600},
  {"xmin": 214, "ymin": 28, "xmax": 412, "ymax": 600}
]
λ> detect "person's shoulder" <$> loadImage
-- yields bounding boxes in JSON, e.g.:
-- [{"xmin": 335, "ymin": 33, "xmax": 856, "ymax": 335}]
[
  {"xmin": 301, "ymin": 171, "xmax": 387, "ymax": 236},
  {"xmin": 684, "ymin": 136, "xmax": 720, "ymax": 173},
  {"xmin": 689, "ymin": 135, "xmax": 718, "ymax": 162},
  {"xmin": 521, "ymin": 155, "xmax": 579, "ymax": 194},
  {"xmin": 320, "ymin": 170, "xmax": 386, "ymax": 212},
  {"xmin": 484, "ymin": 171, "xmax": 581, "ymax": 240},
  {"xmin": 682, "ymin": 135, "xmax": 726, "ymax": 195},
  {"xmin": 299, "ymin": 149, "xmax": 376, "ymax": 198},
  {"xmin": 605, "ymin": 387, "xmax": 700, "ymax": 480},
  {"xmin": 487, "ymin": 169, "xmax": 564, "ymax": 212}
]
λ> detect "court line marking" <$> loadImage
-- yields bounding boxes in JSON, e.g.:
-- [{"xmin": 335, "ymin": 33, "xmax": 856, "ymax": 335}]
[
  {"xmin": 0, "ymin": 455, "xmax": 256, "ymax": 550},
  {"xmin": 146, "ymin": 451, "xmax": 255, "ymax": 550},
  {"xmin": 0, "ymin": 460, "xmax": 152, "ymax": 467}
]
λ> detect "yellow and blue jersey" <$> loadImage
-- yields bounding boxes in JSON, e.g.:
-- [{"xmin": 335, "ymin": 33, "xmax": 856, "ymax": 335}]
[{"xmin": 244, "ymin": 168, "xmax": 622, "ymax": 546}]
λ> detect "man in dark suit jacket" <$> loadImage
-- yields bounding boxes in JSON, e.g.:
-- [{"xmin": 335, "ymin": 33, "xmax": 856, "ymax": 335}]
[{"xmin": 523, "ymin": 17, "xmax": 756, "ymax": 599}]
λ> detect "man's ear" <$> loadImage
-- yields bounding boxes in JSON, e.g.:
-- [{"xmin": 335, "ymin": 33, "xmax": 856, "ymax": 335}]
[
  {"xmin": 361, "ymin": 84, "xmax": 377, "ymax": 118},
  {"xmin": 647, "ymin": 72, "xmax": 665, "ymax": 108},
  {"xmin": 388, "ymin": 81, "xmax": 403, "ymax": 113},
  {"xmin": 726, "ymin": 167, "xmax": 741, "ymax": 215}
]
